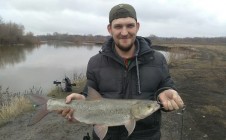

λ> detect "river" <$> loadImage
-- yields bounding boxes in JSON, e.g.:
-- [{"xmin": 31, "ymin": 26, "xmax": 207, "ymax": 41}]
[{"xmin": 0, "ymin": 43, "xmax": 168, "ymax": 94}]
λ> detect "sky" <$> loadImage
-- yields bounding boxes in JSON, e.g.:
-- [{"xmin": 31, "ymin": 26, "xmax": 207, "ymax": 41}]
[{"xmin": 0, "ymin": 0, "xmax": 226, "ymax": 37}]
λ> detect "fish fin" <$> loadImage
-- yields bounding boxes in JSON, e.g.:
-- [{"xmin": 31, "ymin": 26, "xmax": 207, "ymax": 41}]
[
  {"xmin": 86, "ymin": 87, "xmax": 103, "ymax": 101},
  {"xmin": 94, "ymin": 124, "xmax": 108, "ymax": 140},
  {"xmin": 27, "ymin": 94, "xmax": 48, "ymax": 105},
  {"xmin": 124, "ymin": 119, "xmax": 136, "ymax": 136},
  {"xmin": 27, "ymin": 104, "xmax": 49, "ymax": 126}
]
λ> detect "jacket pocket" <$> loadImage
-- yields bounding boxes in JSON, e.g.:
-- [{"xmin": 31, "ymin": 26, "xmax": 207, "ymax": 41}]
[{"xmin": 98, "ymin": 67, "xmax": 123, "ymax": 98}]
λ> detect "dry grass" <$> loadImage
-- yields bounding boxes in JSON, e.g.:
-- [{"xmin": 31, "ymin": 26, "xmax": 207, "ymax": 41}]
[
  {"xmin": 47, "ymin": 87, "xmax": 69, "ymax": 99},
  {"xmin": 0, "ymin": 95, "xmax": 32, "ymax": 125},
  {"xmin": 167, "ymin": 47, "xmax": 181, "ymax": 64},
  {"xmin": 0, "ymin": 86, "xmax": 42, "ymax": 126},
  {"xmin": 164, "ymin": 44, "xmax": 226, "ymax": 66},
  {"xmin": 72, "ymin": 73, "xmax": 87, "ymax": 92},
  {"xmin": 166, "ymin": 46, "xmax": 193, "ymax": 65}
]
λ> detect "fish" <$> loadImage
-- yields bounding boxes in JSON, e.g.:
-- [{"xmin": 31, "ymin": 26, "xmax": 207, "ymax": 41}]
[{"xmin": 28, "ymin": 87, "xmax": 160, "ymax": 140}]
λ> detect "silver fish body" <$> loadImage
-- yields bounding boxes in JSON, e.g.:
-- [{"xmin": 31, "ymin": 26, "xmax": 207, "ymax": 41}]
[
  {"xmin": 29, "ymin": 87, "xmax": 160, "ymax": 140},
  {"xmin": 47, "ymin": 99, "xmax": 160, "ymax": 126}
]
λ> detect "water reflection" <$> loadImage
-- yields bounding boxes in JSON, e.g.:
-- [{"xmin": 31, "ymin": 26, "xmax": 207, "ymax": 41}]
[
  {"xmin": 0, "ymin": 45, "xmax": 39, "ymax": 69},
  {"xmin": 0, "ymin": 43, "xmax": 101, "ymax": 93}
]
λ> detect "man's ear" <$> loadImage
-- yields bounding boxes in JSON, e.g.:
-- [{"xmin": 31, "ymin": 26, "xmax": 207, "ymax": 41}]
[
  {"xmin": 136, "ymin": 22, "xmax": 140, "ymax": 32},
  {"xmin": 107, "ymin": 24, "xmax": 112, "ymax": 35}
]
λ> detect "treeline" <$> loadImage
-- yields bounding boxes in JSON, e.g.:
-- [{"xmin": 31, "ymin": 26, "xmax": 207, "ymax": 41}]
[
  {"xmin": 148, "ymin": 35, "xmax": 226, "ymax": 45},
  {"xmin": 37, "ymin": 32, "xmax": 108, "ymax": 44},
  {"xmin": 0, "ymin": 17, "xmax": 38, "ymax": 45},
  {"xmin": 38, "ymin": 33, "xmax": 226, "ymax": 45}
]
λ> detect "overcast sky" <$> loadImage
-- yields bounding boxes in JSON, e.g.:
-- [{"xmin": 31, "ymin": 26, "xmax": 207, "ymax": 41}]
[{"xmin": 0, "ymin": 0, "xmax": 225, "ymax": 37}]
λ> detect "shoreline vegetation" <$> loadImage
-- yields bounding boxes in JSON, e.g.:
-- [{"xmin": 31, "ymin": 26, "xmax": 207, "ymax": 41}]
[{"xmin": 0, "ymin": 17, "xmax": 38, "ymax": 46}]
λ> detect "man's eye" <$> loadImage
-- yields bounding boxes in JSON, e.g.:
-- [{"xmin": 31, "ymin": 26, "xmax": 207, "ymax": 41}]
[
  {"xmin": 114, "ymin": 25, "xmax": 122, "ymax": 29},
  {"xmin": 127, "ymin": 24, "xmax": 135, "ymax": 28}
]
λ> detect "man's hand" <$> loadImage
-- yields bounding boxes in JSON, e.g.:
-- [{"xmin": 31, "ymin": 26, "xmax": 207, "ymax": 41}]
[
  {"xmin": 158, "ymin": 89, "xmax": 184, "ymax": 111},
  {"xmin": 57, "ymin": 93, "xmax": 85, "ymax": 122}
]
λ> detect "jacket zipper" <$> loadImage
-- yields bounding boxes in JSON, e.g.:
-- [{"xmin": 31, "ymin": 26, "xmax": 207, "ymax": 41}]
[{"xmin": 122, "ymin": 68, "xmax": 129, "ymax": 99}]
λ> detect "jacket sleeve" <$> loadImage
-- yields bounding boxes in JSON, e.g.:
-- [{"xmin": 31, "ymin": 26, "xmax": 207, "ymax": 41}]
[{"xmin": 155, "ymin": 54, "xmax": 177, "ymax": 98}]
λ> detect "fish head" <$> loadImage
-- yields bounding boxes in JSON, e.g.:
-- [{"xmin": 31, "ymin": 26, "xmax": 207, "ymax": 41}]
[{"xmin": 131, "ymin": 100, "xmax": 160, "ymax": 119}]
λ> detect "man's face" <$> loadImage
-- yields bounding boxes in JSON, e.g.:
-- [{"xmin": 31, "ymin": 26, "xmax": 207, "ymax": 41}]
[{"xmin": 108, "ymin": 17, "xmax": 140, "ymax": 52}]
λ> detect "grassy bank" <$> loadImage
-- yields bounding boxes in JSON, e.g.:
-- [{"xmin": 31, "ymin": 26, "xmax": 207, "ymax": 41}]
[
  {"xmin": 0, "ymin": 87, "xmax": 42, "ymax": 126},
  {"xmin": 0, "ymin": 95, "xmax": 32, "ymax": 125}
]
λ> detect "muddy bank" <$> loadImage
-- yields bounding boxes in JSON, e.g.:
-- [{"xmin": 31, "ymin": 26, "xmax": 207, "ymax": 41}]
[
  {"xmin": 0, "ymin": 111, "xmax": 93, "ymax": 140},
  {"xmin": 0, "ymin": 44, "xmax": 226, "ymax": 140},
  {"xmin": 169, "ymin": 45, "xmax": 226, "ymax": 140}
]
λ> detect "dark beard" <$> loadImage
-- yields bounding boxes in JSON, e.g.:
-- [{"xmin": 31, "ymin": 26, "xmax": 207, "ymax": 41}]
[{"xmin": 115, "ymin": 42, "xmax": 133, "ymax": 52}]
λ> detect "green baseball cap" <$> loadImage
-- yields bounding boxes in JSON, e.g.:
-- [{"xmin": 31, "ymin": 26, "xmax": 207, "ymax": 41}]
[{"xmin": 109, "ymin": 4, "xmax": 137, "ymax": 23}]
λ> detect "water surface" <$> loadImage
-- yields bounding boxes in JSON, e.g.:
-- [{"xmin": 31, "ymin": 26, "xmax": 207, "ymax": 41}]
[{"xmin": 0, "ymin": 44, "xmax": 101, "ymax": 93}]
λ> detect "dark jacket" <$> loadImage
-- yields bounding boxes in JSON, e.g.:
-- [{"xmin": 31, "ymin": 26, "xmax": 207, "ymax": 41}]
[{"xmin": 84, "ymin": 36, "xmax": 176, "ymax": 140}]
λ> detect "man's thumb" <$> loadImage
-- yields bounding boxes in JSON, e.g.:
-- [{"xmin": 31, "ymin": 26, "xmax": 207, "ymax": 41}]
[{"xmin": 65, "ymin": 94, "xmax": 73, "ymax": 104}]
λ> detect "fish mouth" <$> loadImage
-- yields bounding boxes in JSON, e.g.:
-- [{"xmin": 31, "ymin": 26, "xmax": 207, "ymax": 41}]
[{"xmin": 156, "ymin": 103, "xmax": 161, "ymax": 109}]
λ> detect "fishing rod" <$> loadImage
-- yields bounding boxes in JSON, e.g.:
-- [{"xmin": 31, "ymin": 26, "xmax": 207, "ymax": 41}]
[
  {"xmin": 177, "ymin": 105, "xmax": 186, "ymax": 140},
  {"xmin": 180, "ymin": 106, "xmax": 186, "ymax": 140}
]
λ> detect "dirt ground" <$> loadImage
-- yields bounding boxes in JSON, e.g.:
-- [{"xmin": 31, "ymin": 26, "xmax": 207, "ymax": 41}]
[
  {"xmin": 167, "ymin": 44, "xmax": 226, "ymax": 140},
  {"xmin": 0, "ymin": 44, "xmax": 226, "ymax": 140}
]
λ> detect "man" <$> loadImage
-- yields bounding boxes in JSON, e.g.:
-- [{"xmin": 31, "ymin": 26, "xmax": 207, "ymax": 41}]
[{"xmin": 60, "ymin": 3, "xmax": 184, "ymax": 140}]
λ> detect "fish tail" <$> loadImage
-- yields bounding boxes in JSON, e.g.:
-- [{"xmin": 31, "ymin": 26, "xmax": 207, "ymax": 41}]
[
  {"xmin": 27, "ymin": 94, "xmax": 49, "ymax": 126},
  {"xmin": 28, "ymin": 94, "xmax": 48, "ymax": 105}
]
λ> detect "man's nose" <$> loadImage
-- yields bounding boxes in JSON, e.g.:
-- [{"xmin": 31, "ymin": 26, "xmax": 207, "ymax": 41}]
[{"xmin": 121, "ymin": 26, "xmax": 128, "ymax": 36}]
